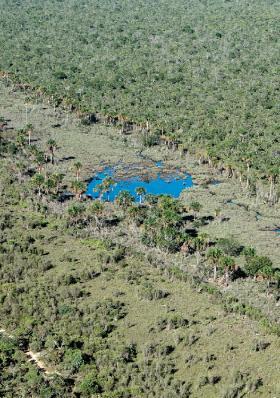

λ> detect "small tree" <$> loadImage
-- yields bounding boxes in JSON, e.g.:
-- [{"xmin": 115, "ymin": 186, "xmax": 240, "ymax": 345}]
[
  {"xmin": 78, "ymin": 372, "xmax": 102, "ymax": 396},
  {"xmin": 259, "ymin": 265, "xmax": 274, "ymax": 287},
  {"xmin": 63, "ymin": 349, "xmax": 84, "ymax": 374},
  {"xmin": 242, "ymin": 246, "xmax": 256, "ymax": 259},
  {"xmin": 127, "ymin": 205, "xmax": 144, "ymax": 227},
  {"xmin": 217, "ymin": 237, "xmax": 242, "ymax": 256},
  {"xmin": 46, "ymin": 173, "xmax": 63, "ymax": 196},
  {"xmin": 244, "ymin": 255, "xmax": 273, "ymax": 279},
  {"xmin": 95, "ymin": 177, "xmax": 115, "ymax": 201}
]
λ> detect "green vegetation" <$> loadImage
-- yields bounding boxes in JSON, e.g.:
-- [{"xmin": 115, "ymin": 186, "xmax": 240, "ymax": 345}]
[
  {"xmin": 0, "ymin": 1, "xmax": 279, "ymax": 394},
  {"xmin": 0, "ymin": 114, "xmax": 280, "ymax": 396},
  {"xmin": 0, "ymin": 0, "xmax": 279, "ymax": 197}
]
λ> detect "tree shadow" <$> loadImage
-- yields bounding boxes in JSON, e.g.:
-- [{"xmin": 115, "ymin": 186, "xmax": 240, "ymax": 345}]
[
  {"xmin": 58, "ymin": 192, "xmax": 74, "ymax": 202},
  {"xmin": 59, "ymin": 156, "xmax": 76, "ymax": 162}
]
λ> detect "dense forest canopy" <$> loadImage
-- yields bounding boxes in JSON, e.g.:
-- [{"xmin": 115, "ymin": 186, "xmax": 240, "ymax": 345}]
[{"xmin": 0, "ymin": 0, "xmax": 279, "ymax": 176}]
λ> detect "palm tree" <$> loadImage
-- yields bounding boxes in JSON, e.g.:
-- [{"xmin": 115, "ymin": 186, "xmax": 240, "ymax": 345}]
[
  {"xmin": 206, "ymin": 248, "xmax": 223, "ymax": 281},
  {"xmin": 95, "ymin": 177, "xmax": 115, "ymax": 201},
  {"xmin": 70, "ymin": 180, "xmax": 86, "ymax": 200},
  {"xmin": 116, "ymin": 190, "xmax": 135, "ymax": 211},
  {"xmin": 219, "ymin": 256, "xmax": 235, "ymax": 286},
  {"xmin": 67, "ymin": 202, "xmax": 86, "ymax": 225},
  {"xmin": 47, "ymin": 139, "xmax": 57, "ymax": 164},
  {"xmin": 46, "ymin": 173, "xmax": 63, "ymax": 195},
  {"xmin": 267, "ymin": 166, "xmax": 278, "ymax": 203},
  {"xmin": 189, "ymin": 201, "xmax": 202, "ymax": 219},
  {"xmin": 52, "ymin": 173, "xmax": 63, "ymax": 194},
  {"xmin": 31, "ymin": 173, "xmax": 45, "ymax": 197},
  {"xmin": 259, "ymin": 265, "xmax": 274, "ymax": 288},
  {"xmin": 136, "ymin": 187, "xmax": 146, "ymax": 204},
  {"xmin": 95, "ymin": 182, "xmax": 105, "ymax": 201},
  {"xmin": 25, "ymin": 123, "xmax": 34, "ymax": 146},
  {"xmin": 16, "ymin": 132, "xmax": 26, "ymax": 150},
  {"xmin": 73, "ymin": 162, "xmax": 82, "ymax": 181},
  {"xmin": 103, "ymin": 177, "xmax": 115, "ymax": 201},
  {"xmin": 90, "ymin": 200, "xmax": 104, "ymax": 229},
  {"xmin": 35, "ymin": 151, "xmax": 45, "ymax": 174}
]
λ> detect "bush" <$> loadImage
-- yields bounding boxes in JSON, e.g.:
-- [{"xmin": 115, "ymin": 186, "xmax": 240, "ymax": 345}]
[
  {"xmin": 77, "ymin": 371, "xmax": 102, "ymax": 396},
  {"xmin": 216, "ymin": 238, "xmax": 243, "ymax": 256},
  {"xmin": 138, "ymin": 283, "xmax": 169, "ymax": 301},
  {"xmin": 63, "ymin": 349, "xmax": 84, "ymax": 373},
  {"xmin": 244, "ymin": 255, "xmax": 273, "ymax": 277}
]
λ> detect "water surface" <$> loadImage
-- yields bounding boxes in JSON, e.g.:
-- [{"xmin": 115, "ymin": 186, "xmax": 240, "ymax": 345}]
[{"xmin": 86, "ymin": 163, "xmax": 193, "ymax": 201}]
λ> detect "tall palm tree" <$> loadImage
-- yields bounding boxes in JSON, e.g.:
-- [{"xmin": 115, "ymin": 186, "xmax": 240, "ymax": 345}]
[
  {"xmin": 46, "ymin": 173, "xmax": 63, "ymax": 195},
  {"xmin": 103, "ymin": 177, "xmax": 115, "ymax": 201},
  {"xmin": 95, "ymin": 177, "xmax": 115, "ymax": 201},
  {"xmin": 26, "ymin": 123, "xmax": 34, "ymax": 146},
  {"xmin": 219, "ymin": 256, "xmax": 235, "ymax": 285},
  {"xmin": 73, "ymin": 161, "xmax": 82, "ymax": 181},
  {"xmin": 116, "ymin": 190, "xmax": 135, "ymax": 210},
  {"xmin": 206, "ymin": 248, "xmax": 223, "ymax": 281},
  {"xmin": 47, "ymin": 139, "xmax": 57, "ymax": 164},
  {"xmin": 70, "ymin": 180, "xmax": 86, "ymax": 200},
  {"xmin": 267, "ymin": 166, "xmax": 278, "ymax": 202},
  {"xmin": 136, "ymin": 186, "xmax": 146, "ymax": 204},
  {"xmin": 31, "ymin": 173, "xmax": 45, "ymax": 197},
  {"xmin": 95, "ymin": 182, "xmax": 105, "ymax": 201},
  {"xmin": 90, "ymin": 200, "xmax": 104, "ymax": 229},
  {"xmin": 35, "ymin": 151, "xmax": 45, "ymax": 174},
  {"xmin": 16, "ymin": 132, "xmax": 26, "ymax": 150}
]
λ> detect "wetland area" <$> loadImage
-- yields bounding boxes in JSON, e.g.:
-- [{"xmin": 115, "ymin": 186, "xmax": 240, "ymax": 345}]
[
  {"xmin": 0, "ymin": 80, "xmax": 280, "ymax": 397},
  {"xmin": 0, "ymin": 81, "xmax": 278, "ymax": 263},
  {"xmin": 86, "ymin": 162, "xmax": 193, "ymax": 201}
]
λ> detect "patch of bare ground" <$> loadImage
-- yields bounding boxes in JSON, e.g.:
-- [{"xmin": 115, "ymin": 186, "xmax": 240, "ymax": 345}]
[{"xmin": 0, "ymin": 328, "xmax": 60, "ymax": 376}]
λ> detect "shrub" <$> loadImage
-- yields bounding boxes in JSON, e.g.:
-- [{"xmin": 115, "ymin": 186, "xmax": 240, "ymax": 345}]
[
  {"xmin": 63, "ymin": 349, "xmax": 84, "ymax": 373},
  {"xmin": 138, "ymin": 283, "xmax": 169, "ymax": 301},
  {"xmin": 244, "ymin": 255, "xmax": 273, "ymax": 277},
  {"xmin": 77, "ymin": 371, "xmax": 102, "ymax": 396},
  {"xmin": 216, "ymin": 238, "xmax": 243, "ymax": 256}
]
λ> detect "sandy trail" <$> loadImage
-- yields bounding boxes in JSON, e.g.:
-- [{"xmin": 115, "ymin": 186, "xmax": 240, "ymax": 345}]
[{"xmin": 0, "ymin": 328, "xmax": 61, "ymax": 376}]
